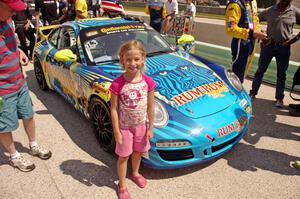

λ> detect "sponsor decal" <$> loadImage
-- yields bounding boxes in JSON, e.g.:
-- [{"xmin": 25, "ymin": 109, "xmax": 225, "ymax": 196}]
[
  {"xmin": 239, "ymin": 98, "xmax": 247, "ymax": 108},
  {"xmin": 100, "ymin": 25, "xmax": 145, "ymax": 34},
  {"xmin": 245, "ymin": 105, "xmax": 251, "ymax": 113},
  {"xmin": 92, "ymin": 82, "xmax": 111, "ymax": 101},
  {"xmin": 227, "ymin": 18, "xmax": 235, "ymax": 28},
  {"xmin": 206, "ymin": 134, "xmax": 215, "ymax": 142},
  {"xmin": 172, "ymin": 81, "xmax": 228, "ymax": 106},
  {"xmin": 41, "ymin": 40, "xmax": 48, "ymax": 46},
  {"xmin": 217, "ymin": 116, "xmax": 247, "ymax": 137}
]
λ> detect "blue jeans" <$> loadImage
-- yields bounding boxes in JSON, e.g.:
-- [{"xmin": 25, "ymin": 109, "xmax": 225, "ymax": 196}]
[
  {"xmin": 231, "ymin": 38, "xmax": 255, "ymax": 83},
  {"xmin": 250, "ymin": 44, "xmax": 290, "ymax": 100}
]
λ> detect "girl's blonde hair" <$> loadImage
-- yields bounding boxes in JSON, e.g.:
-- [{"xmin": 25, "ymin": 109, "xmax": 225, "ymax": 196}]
[{"xmin": 119, "ymin": 40, "xmax": 147, "ymax": 72}]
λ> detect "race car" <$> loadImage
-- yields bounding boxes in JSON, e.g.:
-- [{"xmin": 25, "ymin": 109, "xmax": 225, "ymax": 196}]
[{"xmin": 33, "ymin": 17, "xmax": 252, "ymax": 169}]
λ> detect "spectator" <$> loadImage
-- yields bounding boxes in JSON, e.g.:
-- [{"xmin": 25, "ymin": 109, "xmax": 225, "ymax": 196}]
[
  {"xmin": 249, "ymin": 0, "xmax": 300, "ymax": 108},
  {"xmin": 92, "ymin": 0, "xmax": 101, "ymax": 17},
  {"xmin": 12, "ymin": 0, "xmax": 35, "ymax": 59},
  {"xmin": 34, "ymin": 0, "xmax": 59, "ymax": 30},
  {"xmin": 75, "ymin": 0, "xmax": 88, "ymax": 20},
  {"xmin": 67, "ymin": 0, "xmax": 77, "ymax": 21},
  {"xmin": 145, "ymin": 0, "xmax": 166, "ymax": 32},
  {"xmin": 183, "ymin": 0, "xmax": 196, "ymax": 34},
  {"xmin": 0, "ymin": 0, "xmax": 52, "ymax": 172},
  {"xmin": 58, "ymin": 0, "xmax": 69, "ymax": 23},
  {"xmin": 225, "ymin": 0, "xmax": 267, "ymax": 83},
  {"xmin": 161, "ymin": 0, "xmax": 178, "ymax": 35},
  {"xmin": 185, "ymin": 0, "xmax": 196, "ymax": 18}
]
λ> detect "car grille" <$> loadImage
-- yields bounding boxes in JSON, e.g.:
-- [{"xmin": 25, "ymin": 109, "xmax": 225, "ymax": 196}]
[{"xmin": 157, "ymin": 149, "xmax": 194, "ymax": 161}]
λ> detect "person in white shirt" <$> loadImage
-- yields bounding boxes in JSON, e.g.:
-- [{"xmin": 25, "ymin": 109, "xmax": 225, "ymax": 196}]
[
  {"xmin": 185, "ymin": 0, "xmax": 196, "ymax": 18},
  {"xmin": 183, "ymin": 0, "xmax": 196, "ymax": 33},
  {"xmin": 161, "ymin": 0, "xmax": 178, "ymax": 34}
]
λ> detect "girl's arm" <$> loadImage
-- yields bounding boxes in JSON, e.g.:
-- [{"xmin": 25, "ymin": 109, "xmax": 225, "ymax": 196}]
[
  {"xmin": 111, "ymin": 93, "xmax": 122, "ymax": 144},
  {"xmin": 147, "ymin": 91, "xmax": 155, "ymax": 139}
]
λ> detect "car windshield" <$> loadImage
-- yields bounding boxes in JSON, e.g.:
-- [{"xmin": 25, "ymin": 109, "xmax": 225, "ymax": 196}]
[{"xmin": 80, "ymin": 24, "xmax": 173, "ymax": 65}]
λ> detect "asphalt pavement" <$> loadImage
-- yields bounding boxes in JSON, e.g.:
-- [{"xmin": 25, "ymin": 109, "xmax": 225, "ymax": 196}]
[{"xmin": 0, "ymin": 58, "xmax": 299, "ymax": 199}]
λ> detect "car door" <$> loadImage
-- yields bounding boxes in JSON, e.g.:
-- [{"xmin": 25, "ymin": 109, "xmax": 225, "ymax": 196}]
[
  {"xmin": 54, "ymin": 26, "xmax": 83, "ymax": 107},
  {"xmin": 45, "ymin": 28, "xmax": 61, "ymax": 89}
]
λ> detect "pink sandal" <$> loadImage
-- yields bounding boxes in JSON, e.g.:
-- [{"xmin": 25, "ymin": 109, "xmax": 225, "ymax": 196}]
[
  {"xmin": 117, "ymin": 184, "xmax": 131, "ymax": 199},
  {"xmin": 130, "ymin": 173, "xmax": 147, "ymax": 188}
]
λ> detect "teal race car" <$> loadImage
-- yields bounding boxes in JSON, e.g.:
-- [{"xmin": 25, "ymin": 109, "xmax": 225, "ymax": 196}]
[{"xmin": 33, "ymin": 17, "xmax": 252, "ymax": 169}]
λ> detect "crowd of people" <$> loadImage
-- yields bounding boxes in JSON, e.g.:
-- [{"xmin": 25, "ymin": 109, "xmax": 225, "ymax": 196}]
[
  {"xmin": 1, "ymin": 0, "xmax": 300, "ymax": 199},
  {"xmin": 225, "ymin": 0, "xmax": 300, "ymax": 110}
]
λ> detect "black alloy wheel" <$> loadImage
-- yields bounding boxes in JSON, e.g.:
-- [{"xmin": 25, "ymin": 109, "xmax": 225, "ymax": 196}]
[
  {"xmin": 33, "ymin": 57, "xmax": 49, "ymax": 91},
  {"xmin": 89, "ymin": 97, "xmax": 115, "ymax": 152}
]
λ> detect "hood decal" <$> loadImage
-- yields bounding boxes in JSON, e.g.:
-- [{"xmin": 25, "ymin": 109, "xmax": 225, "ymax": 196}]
[
  {"xmin": 145, "ymin": 54, "xmax": 236, "ymax": 118},
  {"xmin": 172, "ymin": 81, "xmax": 228, "ymax": 106}
]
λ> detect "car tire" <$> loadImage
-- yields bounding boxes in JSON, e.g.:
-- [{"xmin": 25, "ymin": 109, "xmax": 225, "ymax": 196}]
[
  {"xmin": 33, "ymin": 57, "xmax": 49, "ymax": 91},
  {"xmin": 89, "ymin": 97, "xmax": 115, "ymax": 152}
]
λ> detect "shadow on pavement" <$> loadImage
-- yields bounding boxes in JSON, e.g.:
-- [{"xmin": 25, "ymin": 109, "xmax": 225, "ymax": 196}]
[
  {"xmin": 60, "ymin": 159, "xmax": 117, "ymax": 189},
  {"xmin": 244, "ymin": 98, "xmax": 300, "ymax": 144},
  {"xmin": 224, "ymin": 143, "xmax": 300, "ymax": 175},
  {"xmin": 226, "ymin": 97, "xmax": 300, "ymax": 176}
]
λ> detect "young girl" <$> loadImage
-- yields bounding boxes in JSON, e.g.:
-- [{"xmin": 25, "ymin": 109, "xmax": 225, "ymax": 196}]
[{"xmin": 109, "ymin": 40, "xmax": 156, "ymax": 199}]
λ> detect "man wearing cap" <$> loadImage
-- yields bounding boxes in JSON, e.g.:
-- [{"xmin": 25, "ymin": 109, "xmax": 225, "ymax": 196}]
[{"xmin": 0, "ymin": 0, "xmax": 52, "ymax": 172}]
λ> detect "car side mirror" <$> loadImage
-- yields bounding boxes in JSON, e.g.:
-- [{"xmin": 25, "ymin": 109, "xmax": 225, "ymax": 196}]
[
  {"xmin": 177, "ymin": 34, "xmax": 195, "ymax": 53},
  {"xmin": 54, "ymin": 49, "xmax": 77, "ymax": 62}
]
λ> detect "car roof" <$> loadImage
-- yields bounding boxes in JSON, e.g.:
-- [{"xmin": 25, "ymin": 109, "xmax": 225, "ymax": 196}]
[{"xmin": 64, "ymin": 17, "xmax": 143, "ymax": 30}]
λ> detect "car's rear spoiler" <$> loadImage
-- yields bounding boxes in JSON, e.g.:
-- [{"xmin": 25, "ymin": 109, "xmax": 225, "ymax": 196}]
[{"xmin": 38, "ymin": 25, "xmax": 58, "ymax": 39}]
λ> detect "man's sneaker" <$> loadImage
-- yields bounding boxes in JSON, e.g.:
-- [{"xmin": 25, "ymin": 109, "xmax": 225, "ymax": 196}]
[
  {"xmin": 9, "ymin": 155, "xmax": 35, "ymax": 172},
  {"xmin": 29, "ymin": 145, "xmax": 52, "ymax": 160},
  {"xmin": 275, "ymin": 99, "xmax": 284, "ymax": 108}
]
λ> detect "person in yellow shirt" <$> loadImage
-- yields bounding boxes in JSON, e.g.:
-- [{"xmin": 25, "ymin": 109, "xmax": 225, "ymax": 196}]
[
  {"xmin": 145, "ymin": 0, "xmax": 166, "ymax": 32},
  {"xmin": 225, "ymin": 0, "xmax": 267, "ymax": 83},
  {"xmin": 75, "ymin": 0, "xmax": 87, "ymax": 20}
]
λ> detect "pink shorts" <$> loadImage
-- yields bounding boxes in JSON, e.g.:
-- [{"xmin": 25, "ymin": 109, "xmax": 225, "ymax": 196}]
[{"xmin": 115, "ymin": 122, "xmax": 150, "ymax": 157}]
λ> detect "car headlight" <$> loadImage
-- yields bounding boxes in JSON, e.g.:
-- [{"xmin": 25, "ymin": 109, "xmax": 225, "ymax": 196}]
[
  {"xmin": 224, "ymin": 69, "xmax": 243, "ymax": 91},
  {"xmin": 156, "ymin": 140, "xmax": 191, "ymax": 148},
  {"xmin": 154, "ymin": 99, "xmax": 169, "ymax": 128}
]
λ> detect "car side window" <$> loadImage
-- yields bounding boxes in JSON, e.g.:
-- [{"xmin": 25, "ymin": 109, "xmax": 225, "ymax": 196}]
[
  {"xmin": 48, "ymin": 29, "xmax": 60, "ymax": 48},
  {"xmin": 57, "ymin": 27, "xmax": 81, "ymax": 63},
  {"xmin": 58, "ymin": 27, "xmax": 76, "ymax": 50}
]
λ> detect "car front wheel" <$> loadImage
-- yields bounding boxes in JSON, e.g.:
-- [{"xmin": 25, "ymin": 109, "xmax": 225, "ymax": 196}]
[
  {"xmin": 89, "ymin": 97, "xmax": 115, "ymax": 152},
  {"xmin": 33, "ymin": 57, "xmax": 49, "ymax": 91}
]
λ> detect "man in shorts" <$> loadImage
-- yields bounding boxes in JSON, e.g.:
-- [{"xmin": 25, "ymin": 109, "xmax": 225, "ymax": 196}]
[
  {"xmin": 0, "ymin": 0, "xmax": 52, "ymax": 172},
  {"xmin": 161, "ymin": 0, "xmax": 178, "ymax": 35}
]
